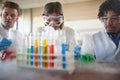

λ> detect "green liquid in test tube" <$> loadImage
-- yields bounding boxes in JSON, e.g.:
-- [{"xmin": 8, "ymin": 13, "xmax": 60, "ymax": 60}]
[
  {"xmin": 25, "ymin": 35, "xmax": 30, "ymax": 66},
  {"xmin": 78, "ymin": 53, "xmax": 95, "ymax": 64},
  {"xmin": 27, "ymin": 47, "xmax": 31, "ymax": 66}
]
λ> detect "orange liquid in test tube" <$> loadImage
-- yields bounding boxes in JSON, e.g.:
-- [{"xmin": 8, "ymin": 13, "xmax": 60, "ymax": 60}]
[
  {"xmin": 34, "ymin": 61, "xmax": 38, "ymax": 68},
  {"xmin": 34, "ymin": 40, "xmax": 38, "ymax": 54},
  {"xmin": 34, "ymin": 39, "xmax": 39, "ymax": 68}
]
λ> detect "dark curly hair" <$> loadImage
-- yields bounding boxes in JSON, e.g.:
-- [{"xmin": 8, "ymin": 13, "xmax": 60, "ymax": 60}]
[{"xmin": 98, "ymin": 0, "xmax": 120, "ymax": 18}]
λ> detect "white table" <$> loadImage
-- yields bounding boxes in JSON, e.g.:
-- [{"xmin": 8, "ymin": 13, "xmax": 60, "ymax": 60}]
[{"xmin": 0, "ymin": 60, "xmax": 120, "ymax": 80}]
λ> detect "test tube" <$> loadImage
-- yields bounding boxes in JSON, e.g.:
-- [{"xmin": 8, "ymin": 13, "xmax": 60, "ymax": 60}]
[
  {"xmin": 61, "ymin": 30, "xmax": 67, "ymax": 69},
  {"xmin": 42, "ymin": 40, "xmax": 47, "ymax": 54},
  {"xmin": 38, "ymin": 33, "xmax": 42, "ymax": 54},
  {"xmin": 29, "ymin": 33, "xmax": 34, "ymax": 67},
  {"xmin": 34, "ymin": 33, "xmax": 39, "ymax": 68},
  {"xmin": 54, "ymin": 30, "xmax": 62, "ymax": 69},
  {"xmin": 62, "ymin": 63, "xmax": 66, "ymax": 69},
  {"xmin": 61, "ymin": 43, "xmax": 66, "ymax": 55},
  {"xmin": 42, "ymin": 32, "xmax": 48, "ymax": 68},
  {"xmin": 49, "ymin": 44, "xmax": 54, "ymax": 62},
  {"xmin": 38, "ymin": 33, "xmax": 42, "ymax": 67},
  {"xmin": 49, "ymin": 32, "xmax": 55, "ymax": 68},
  {"xmin": 34, "ymin": 37, "xmax": 38, "ymax": 54},
  {"xmin": 25, "ymin": 34, "xmax": 30, "ymax": 66}
]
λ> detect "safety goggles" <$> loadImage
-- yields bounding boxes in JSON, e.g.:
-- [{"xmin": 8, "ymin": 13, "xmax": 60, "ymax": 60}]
[
  {"xmin": 43, "ymin": 15, "xmax": 64, "ymax": 26},
  {"xmin": 100, "ymin": 16, "xmax": 120, "ymax": 22}
]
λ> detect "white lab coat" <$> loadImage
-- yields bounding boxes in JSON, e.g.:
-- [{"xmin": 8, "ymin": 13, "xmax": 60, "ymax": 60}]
[
  {"xmin": 36, "ymin": 26, "xmax": 77, "ymax": 52},
  {"xmin": 91, "ymin": 30, "xmax": 120, "ymax": 62}
]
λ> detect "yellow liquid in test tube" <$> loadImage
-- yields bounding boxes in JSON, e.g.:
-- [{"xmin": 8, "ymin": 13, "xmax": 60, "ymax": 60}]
[
  {"xmin": 42, "ymin": 40, "xmax": 47, "ymax": 54},
  {"xmin": 42, "ymin": 40, "xmax": 48, "ymax": 68}
]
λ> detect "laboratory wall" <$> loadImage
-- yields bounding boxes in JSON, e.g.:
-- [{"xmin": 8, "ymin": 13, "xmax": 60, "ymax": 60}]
[{"xmin": 1, "ymin": 0, "xmax": 105, "ymax": 35}]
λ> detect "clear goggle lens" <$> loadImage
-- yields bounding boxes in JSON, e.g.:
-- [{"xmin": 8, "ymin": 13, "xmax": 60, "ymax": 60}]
[
  {"xmin": 43, "ymin": 15, "xmax": 64, "ymax": 26},
  {"xmin": 100, "ymin": 16, "xmax": 120, "ymax": 22}
]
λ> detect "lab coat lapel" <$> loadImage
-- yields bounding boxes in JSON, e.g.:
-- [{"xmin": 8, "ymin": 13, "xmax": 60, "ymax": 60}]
[{"xmin": 115, "ymin": 41, "xmax": 120, "ymax": 61}]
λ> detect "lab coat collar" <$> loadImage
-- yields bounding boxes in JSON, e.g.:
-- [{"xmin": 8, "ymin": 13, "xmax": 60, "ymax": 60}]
[
  {"xmin": 0, "ymin": 23, "xmax": 9, "ymax": 32},
  {"xmin": 0, "ymin": 23, "xmax": 9, "ymax": 37},
  {"xmin": 103, "ymin": 29, "xmax": 120, "ymax": 39}
]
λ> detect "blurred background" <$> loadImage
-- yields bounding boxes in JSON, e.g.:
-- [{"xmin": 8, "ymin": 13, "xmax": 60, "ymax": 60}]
[{"xmin": 0, "ymin": 0, "xmax": 105, "ymax": 35}]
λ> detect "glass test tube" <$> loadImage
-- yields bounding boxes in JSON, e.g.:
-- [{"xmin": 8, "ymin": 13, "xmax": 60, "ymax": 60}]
[
  {"xmin": 38, "ymin": 33, "xmax": 42, "ymax": 67},
  {"xmin": 29, "ymin": 33, "xmax": 34, "ymax": 67},
  {"xmin": 42, "ymin": 32, "xmax": 48, "ymax": 68},
  {"xmin": 49, "ymin": 33, "xmax": 55, "ymax": 68},
  {"xmin": 61, "ymin": 30, "xmax": 67, "ymax": 69},
  {"xmin": 25, "ymin": 35, "xmax": 30, "ymax": 66},
  {"xmin": 34, "ymin": 33, "xmax": 39, "ymax": 68}
]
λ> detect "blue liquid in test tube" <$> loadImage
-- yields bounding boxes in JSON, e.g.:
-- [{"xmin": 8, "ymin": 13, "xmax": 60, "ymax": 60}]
[
  {"xmin": 30, "ymin": 61, "xmax": 34, "ymax": 66},
  {"xmin": 38, "ymin": 46, "xmax": 42, "ymax": 54},
  {"xmin": 62, "ymin": 63, "xmax": 66, "ymax": 69},
  {"xmin": 30, "ymin": 45, "xmax": 34, "ymax": 66},
  {"xmin": 30, "ymin": 45, "xmax": 34, "ymax": 53},
  {"xmin": 61, "ymin": 43, "xmax": 66, "ymax": 54},
  {"xmin": 39, "ymin": 55, "xmax": 42, "ymax": 67},
  {"xmin": 30, "ymin": 45, "xmax": 34, "ymax": 60},
  {"xmin": 62, "ymin": 56, "xmax": 66, "ymax": 62}
]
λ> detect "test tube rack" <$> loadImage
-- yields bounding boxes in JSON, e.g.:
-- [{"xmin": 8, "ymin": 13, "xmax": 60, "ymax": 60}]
[
  {"xmin": 16, "ymin": 31, "xmax": 75, "ymax": 74},
  {"xmin": 16, "ymin": 52, "xmax": 75, "ymax": 74}
]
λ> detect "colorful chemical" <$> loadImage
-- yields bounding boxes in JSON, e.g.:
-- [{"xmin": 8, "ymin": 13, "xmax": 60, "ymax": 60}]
[
  {"xmin": 49, "ymin": 62, "xmax": 54, "ymax": 68},
  {"xmin": 38, "ymin": 46, "xmax": 42, "ymax": 54},
  {"xmin": 42, "ymin": 62, "xmax": 48, "ymax": 68},
  {"xmin": 34, "ymin": 37, "xmax": 39, "ymax": 67},
  {"xmin": 17, "ymin": 30, "xmax": 75, "ymax": 73},
  {"xmin": 62, "ymin": 56, "xmax": 66, "ymax": 62},
  {"xmin": 30, "ymin": 61, "xmax": 34, "ymax": 66},
  {"xmin": 27, "ymin": 55, "xmax": 30, "ymax": 65},
  {"xmin": 50, "ymin": 44, "xmax": 54, "ymax": 54},
  {"xmin": 62, "ymin": 63, "xmax": 66, "ymax": 69},
  {"xmin": 42, "ymin": 40, "xmax": 47, "ymax": 54},
  {"xmin": 49, "ymin": 44, "xmax": 54, "ymax": 68},
  {"xmin": 61, "ymin": 43, "xmax": 66, "ymax": 54},
  {"xmin": 30, "ymin": 45, "xmax": 34, "ymax": 53},
  {"xmin": 78, "ymin": 54, "xmax": 95, "ymax": 64},
  {"xmin": 42, "ymin": 40, "xmax": 48, "ymax": 68},
  {"xmin": 34, "ymin": 61, "xmax": 38, "ymax": 68},
  {"xmin": 34, "ymin": 39, "xmax": 38, "ymax": 54}
]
